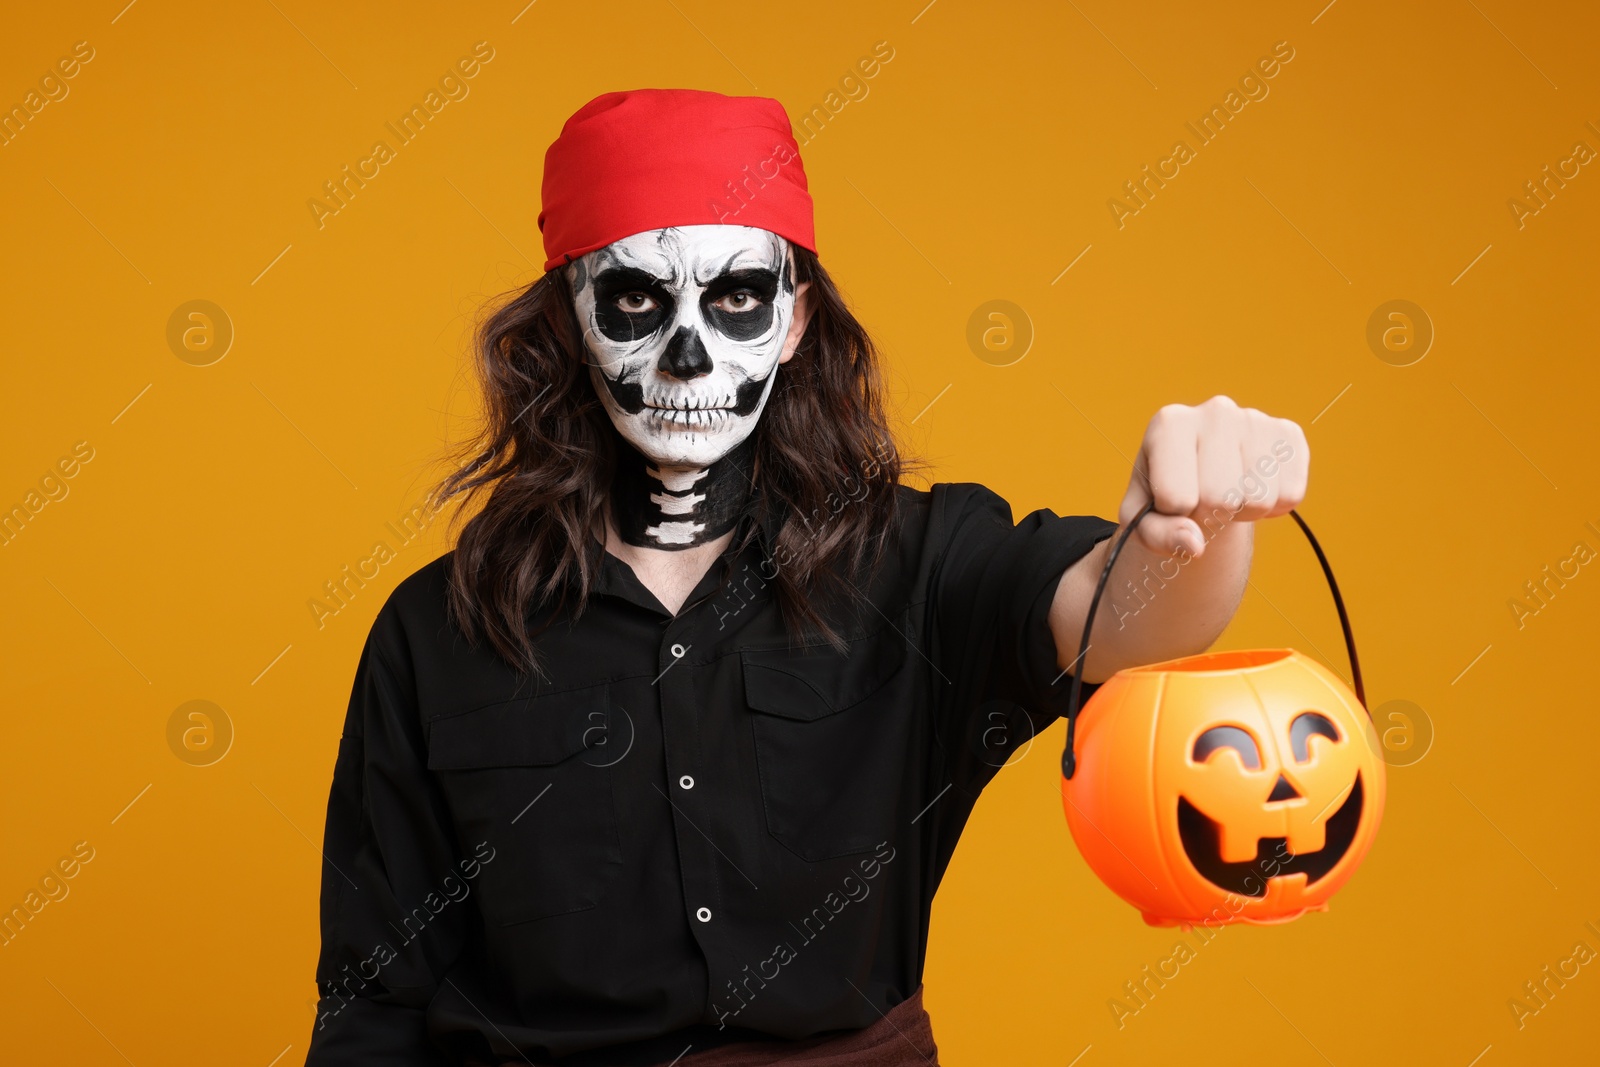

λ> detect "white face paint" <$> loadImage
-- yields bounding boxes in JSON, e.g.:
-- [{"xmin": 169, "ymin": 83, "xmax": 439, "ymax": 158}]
[{"xmin": 568, "ymin": 225, "xmax": 796, "ymax": 469}]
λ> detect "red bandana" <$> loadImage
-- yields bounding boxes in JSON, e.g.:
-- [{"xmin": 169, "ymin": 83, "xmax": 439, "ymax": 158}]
[{"xmin": 538, "ymin": 88, "xmax": 816, "ymax": 272}]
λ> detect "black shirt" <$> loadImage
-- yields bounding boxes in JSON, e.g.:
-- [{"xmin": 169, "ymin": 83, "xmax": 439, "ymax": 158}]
[{"xmin": 305, "ymin": 481, "xmax": 1115, "ymax": 1065}]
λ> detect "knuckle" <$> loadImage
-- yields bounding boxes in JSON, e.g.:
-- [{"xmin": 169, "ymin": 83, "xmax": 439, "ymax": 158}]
[
  {"xmin": 1149, "ymin": 404, "xmax": 1187, "ymax": 432},
  {"xmin": 1155, "ymin": 487, "xmax": 1200, "ymax": 515}
]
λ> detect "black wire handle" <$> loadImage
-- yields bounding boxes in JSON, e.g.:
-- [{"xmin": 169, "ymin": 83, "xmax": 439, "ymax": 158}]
[{"xmin": 1060, "ymin": 506, "xmax": 1367, "ymax": 779}]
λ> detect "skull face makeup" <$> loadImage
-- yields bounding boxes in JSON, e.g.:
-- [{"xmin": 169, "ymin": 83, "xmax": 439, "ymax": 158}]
[
  {"xmin": 569, "ymin": 224, "xmax": 800, "ymax": 549},
  {"xmin": 570, "ymin": 224, "xmax": 796, "ymax": 468}
]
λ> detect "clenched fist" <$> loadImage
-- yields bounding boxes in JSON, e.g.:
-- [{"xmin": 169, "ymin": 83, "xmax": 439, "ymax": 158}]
[{"xmin": 1119, "ymin": 395, "xmax": 1310, "ymax": 557}]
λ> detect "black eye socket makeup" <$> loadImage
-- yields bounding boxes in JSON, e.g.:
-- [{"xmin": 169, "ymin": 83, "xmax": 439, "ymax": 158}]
[
  {"xmin": 703, "ymin": 267, "xmax": 780, "ymax": 341},
  {"xmin": 702, "ymin": 268, "xmax": 780, "ymax": 304},
  {"xmin": 594, "ymin": 266, "xmax": 674, "ymax": 342}
]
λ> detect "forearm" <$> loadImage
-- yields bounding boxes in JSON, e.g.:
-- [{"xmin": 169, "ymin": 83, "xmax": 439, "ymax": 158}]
[{"xmin": 1051, "ymin": 513, "xmax": 1252, "ymax": 682}]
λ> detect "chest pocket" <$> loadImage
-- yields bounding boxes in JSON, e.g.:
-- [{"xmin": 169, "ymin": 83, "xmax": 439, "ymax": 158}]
[
  {"xmin": 742, "ymin": 627, "xmax": 913, "ymax": 862},
  {"xmin": 426, "ymin": 683, "xmax": 621, "ymax": 926}
]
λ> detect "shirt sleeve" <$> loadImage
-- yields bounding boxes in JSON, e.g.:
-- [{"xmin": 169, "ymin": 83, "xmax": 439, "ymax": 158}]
[
  {"xmin": 304, "ymin": 607, "xmax": 466, "ymax": 1066},
  {"xmin": 926, "ymin": 482, "xmax": 1118, "ymax": 787}
]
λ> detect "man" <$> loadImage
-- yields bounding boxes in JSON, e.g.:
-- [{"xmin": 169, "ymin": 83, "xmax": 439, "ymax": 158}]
[{"xmin": 306, "ymin": 88, "xmax": 1308, "ymax": 1065}]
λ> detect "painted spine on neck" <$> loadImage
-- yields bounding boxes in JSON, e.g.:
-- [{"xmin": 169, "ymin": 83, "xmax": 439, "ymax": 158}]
[{"xmin": 611, "ymin": 436, "xmax": 753, "ymax": 550}]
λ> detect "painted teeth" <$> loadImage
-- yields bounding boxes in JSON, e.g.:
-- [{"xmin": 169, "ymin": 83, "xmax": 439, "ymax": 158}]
[
  {"xmin": 644, "ymin": 396, "xmax": 734, "ymax": 411},
  {"xmin": 653, "ymin": 407, "xmax": 732, "ymax": 427}
]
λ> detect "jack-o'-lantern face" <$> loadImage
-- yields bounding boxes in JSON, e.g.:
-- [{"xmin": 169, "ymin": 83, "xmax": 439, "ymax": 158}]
[
  {"xmin": 1177, "ymin": 711, "xmax": 1363, "ymax": 899},
  {"xmin": 1061, "ymin": 649, "xmax": 1385, "ymax": 927}
]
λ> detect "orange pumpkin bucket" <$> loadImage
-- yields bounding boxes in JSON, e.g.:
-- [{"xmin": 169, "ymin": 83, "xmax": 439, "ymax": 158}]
[{"xmin": 1059, "ymin": 507, "xmax": 1385, "ymax": 928}]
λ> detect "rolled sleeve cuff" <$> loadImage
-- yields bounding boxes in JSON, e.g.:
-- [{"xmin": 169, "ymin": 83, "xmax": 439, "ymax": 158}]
[{"xmin": 1012, "ymin": 509, "xmax": 1119, "ymax": 724}]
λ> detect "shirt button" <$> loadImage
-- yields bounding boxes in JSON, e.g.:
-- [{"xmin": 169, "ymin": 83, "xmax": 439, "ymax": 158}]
[
  {"xmin": 696, "ymin": 906, "xmax": 712, "ymax": 923},
  {"xmin": 679, "ymin": 775, "xmax": 695, "ymax": 790}
]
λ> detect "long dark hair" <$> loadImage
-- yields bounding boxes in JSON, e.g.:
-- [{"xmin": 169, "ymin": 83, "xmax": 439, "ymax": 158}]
[{"xmin": 432, "ymin": 246, "xmax": 909, "ymax": 676}]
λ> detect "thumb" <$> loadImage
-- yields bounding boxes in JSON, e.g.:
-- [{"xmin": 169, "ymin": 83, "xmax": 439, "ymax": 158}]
[
  {"xmin": 1118, "ymin": 467, "xmax": 1206, "ymax": 558},
  {"xmin": 1132, "ymin": 513, "xmax": 1206, "ymax": 557}
]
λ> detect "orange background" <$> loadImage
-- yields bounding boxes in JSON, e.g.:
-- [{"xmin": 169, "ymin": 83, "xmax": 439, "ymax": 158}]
[{"xmin": 3, "ymin": 1, "xmax": 1598, "ymax": 1064}]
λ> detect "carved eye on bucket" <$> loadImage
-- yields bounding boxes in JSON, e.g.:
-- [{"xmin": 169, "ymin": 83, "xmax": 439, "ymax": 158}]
[
  {"xmin": 1289, "ymin": 712, "xmax": 1340, "ymax": 762},
  {"xmin": 1192, "ymin": 726, "xmax": 1260, "ymax": 769}
]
